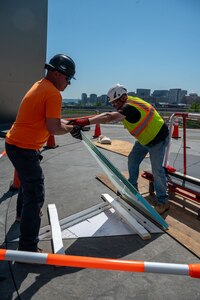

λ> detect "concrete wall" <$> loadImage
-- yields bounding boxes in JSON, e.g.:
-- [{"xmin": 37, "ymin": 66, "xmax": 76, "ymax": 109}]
[{"xmin": 0, "ymin": 0, "xmax": 48, "ymax": 123}]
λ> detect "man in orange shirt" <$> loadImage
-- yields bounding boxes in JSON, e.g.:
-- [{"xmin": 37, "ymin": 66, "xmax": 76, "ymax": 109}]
[{"xmin": 5, "ymin": 54, "xmax": 81, "ymax": 253}]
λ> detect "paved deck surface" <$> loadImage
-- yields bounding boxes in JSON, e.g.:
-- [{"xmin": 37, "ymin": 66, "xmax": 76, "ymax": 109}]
[{"xmin": 0, "ymin": 124, "xmax": 200, "ymax": 300}]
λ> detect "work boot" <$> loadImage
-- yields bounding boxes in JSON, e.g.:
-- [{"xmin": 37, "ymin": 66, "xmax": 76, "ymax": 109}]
[
  {"xmin": 35, "ymin": 247, "xmax": 44, "ymax": 253},
  {"xmin": 155, "ymin": 202, "xmax": 170, "ymax": 214}
]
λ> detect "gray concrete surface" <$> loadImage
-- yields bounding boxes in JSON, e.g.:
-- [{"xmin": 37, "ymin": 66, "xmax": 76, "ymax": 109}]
[{"xmin": 0, "ymin": 125, "xmax": 200, "ymax": 300}]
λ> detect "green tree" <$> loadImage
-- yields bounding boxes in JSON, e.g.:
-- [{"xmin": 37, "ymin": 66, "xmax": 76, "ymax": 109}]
[{"xmin": 188, "ymin": 102, "xmax": 200, "ymax": 112}]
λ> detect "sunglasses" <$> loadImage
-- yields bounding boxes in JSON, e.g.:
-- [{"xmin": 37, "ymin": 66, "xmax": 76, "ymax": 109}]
[
  {"xmin": 57, "ymin": 71, "xmax": 73, "ymax": 83},
  {"xmin": 65, "ymin": 75, "xmax": 76, "ymax": 85},
  {"xmin": 65, "ymin": 76, "xmax": 71, "ymax": 84}
]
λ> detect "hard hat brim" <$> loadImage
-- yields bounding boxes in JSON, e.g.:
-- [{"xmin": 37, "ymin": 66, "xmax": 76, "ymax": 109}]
[{"xmin": 44, "ymin": 63, "xmax": 76, "ymax": 80}]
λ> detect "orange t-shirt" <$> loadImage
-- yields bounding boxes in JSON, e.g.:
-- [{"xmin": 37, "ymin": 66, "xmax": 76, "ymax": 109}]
[{"xmin": 6, "ymin": 78, "xmax": 62, "ymax": 150}]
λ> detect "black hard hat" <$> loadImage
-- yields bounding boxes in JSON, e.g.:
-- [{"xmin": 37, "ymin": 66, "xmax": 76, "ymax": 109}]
[{"xmin": 45, "ymin": 54, "xmax": 76, "ymax": 79}]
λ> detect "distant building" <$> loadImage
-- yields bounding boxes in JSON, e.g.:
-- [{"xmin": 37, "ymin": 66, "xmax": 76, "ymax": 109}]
[
  {"xmin": 183, "ymin": 93, "xmax": 200, "ymax": 105},
  {"xmin": 168, "ymin": 89, "xmax": 187, "ymax": 104},
  {"xmin": 74, "ymin": 88, "xmax": 198, "ymax": 107},
  {"xmin": 89, "ymin": 93, "xmax": 97, "ymax": 104},
  {"xmin": 136, "ymin": 89, "xmax": 151, "ymax": 99},
  {"xmin": 128, "ymin": 91, "xmax": 136, "ymax": 97},
  {"xmin": 151, "ymin": 90, "xmax": 169, "ymax": 104},
  {"xmin": 97, "ymin": 94, "xmax": 107, "ymax": 105},
  {"xmin": 81, "ymin": 93, "xmax": 88, "ymax": 104}
]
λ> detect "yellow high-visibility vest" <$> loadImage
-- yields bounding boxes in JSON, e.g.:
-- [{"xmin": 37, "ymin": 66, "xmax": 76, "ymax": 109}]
[{"xmin": 122, "ymin": 96, "xmax": 164, "ymax": 145}]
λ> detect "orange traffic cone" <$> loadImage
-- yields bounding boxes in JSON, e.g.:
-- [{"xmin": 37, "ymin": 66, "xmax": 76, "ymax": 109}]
[
  {"xmin": 10, "ymin": 169, "xmax": 20, "ymax": 191},
  {"xmin": 44, "ymin": 135, "xmax": 58, "ymax": 149},
  {"xmin": 93, "ymin": 124, "xmax": 101, "ymax": 138},
  {"xmin": 0, "ymin": 150, "xmax": 6, "ymax": 159},
  {"xmin": 172, "ymin": 117, "xmax": 180, "ymax": 139}
]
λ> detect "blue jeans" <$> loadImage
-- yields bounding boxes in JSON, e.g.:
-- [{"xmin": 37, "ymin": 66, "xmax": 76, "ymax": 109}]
[
  {"xmin": 128, "ymin": 136, "xmax": 169, "ymax": 204},
  {"xmin": 5, "ymin": 143, "xmax": 44, "ymax": 251}
]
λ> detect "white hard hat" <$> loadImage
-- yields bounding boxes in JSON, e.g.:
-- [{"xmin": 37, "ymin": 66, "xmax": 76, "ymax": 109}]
[{"xmin": 107, "ymin": 84, "xmax": 127, "ymax": 102}]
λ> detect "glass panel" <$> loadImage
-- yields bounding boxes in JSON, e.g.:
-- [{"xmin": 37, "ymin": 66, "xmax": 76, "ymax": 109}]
[{"xmin": 82, "ymin": 132, "xmax": 169, "ymax": 230}]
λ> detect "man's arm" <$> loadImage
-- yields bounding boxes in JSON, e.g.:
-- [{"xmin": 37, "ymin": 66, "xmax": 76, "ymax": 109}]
[
  {"xmin": 46, "ymin": 118, "xmax": 74, "ymax": 135},
  {"xmin": 89, "ymin": 112, "xmax": 123, "ymax": 124},
  {"xmin": 68, "ymin": 111, "xmax": 124, "ymax": 127},
  {"xmin": 46, "ymin": 118, "xmax": 82, "ymax": 140}
]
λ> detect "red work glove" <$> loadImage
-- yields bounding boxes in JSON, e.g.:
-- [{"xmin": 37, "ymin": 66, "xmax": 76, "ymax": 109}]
[{"xmin": 68, "ymin": 118, "xmax": 90, "ymax": 127}]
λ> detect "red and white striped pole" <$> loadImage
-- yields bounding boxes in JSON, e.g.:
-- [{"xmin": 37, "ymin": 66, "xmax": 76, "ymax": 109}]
[{"xmin": 0, "ymin": 249, "xmax": 199, "ymax": 278}]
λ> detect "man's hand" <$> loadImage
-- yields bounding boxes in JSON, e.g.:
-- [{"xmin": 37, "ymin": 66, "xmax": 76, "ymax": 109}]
[
  {"xmin": 70, "ymin": 126, "xmax": 82, "ymax": 140},
  {"xmin": 68, "ymin": 118, "xmax": 90, "ymax": 127}
]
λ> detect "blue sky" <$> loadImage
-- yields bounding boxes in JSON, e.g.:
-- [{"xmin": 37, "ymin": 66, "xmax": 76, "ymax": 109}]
[{"xmin": 47, "ymin": 0, "xmax": 200, "ymax": 99}]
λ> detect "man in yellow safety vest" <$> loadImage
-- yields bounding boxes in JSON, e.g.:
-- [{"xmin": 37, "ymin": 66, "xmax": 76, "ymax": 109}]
[{"xmin": 70, "ymin": 84, "xmax": 170, "ymax": 214}]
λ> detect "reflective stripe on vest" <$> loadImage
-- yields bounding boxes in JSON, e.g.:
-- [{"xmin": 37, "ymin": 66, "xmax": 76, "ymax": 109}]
[
  {"xmin": 122, "ymin": 97, "xmax": 164, "ymax": 145},
  {"xmin": 126, "ymin": 99, "xmax": 154, "ymax": 138}
]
